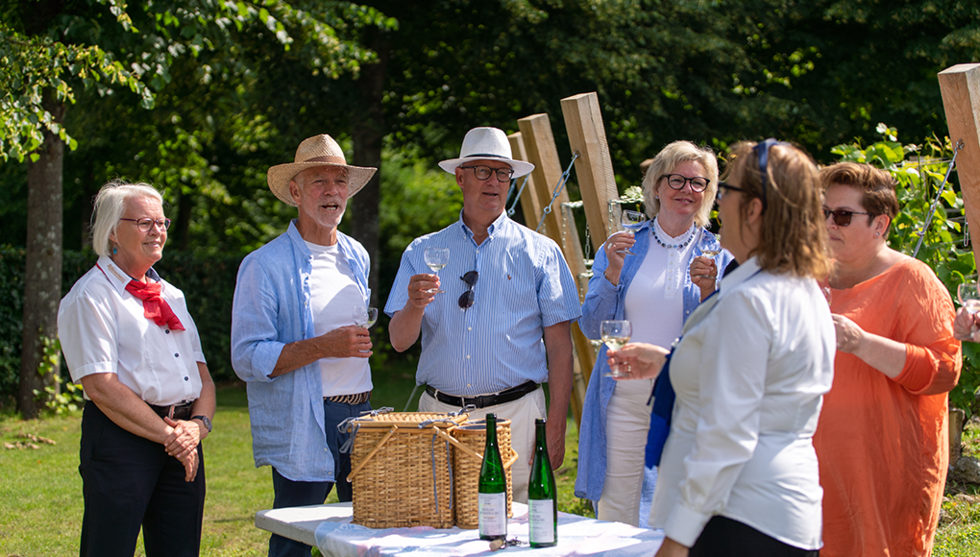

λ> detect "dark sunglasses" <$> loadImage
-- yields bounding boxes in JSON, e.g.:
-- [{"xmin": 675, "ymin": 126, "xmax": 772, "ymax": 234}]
[
  {"xmin": 823, "ymin": 208, "xmax": 872, "ymax": 227},
  {"xmin": 458, "ymin": 271, "xmax": 478, "ymax": 309}
]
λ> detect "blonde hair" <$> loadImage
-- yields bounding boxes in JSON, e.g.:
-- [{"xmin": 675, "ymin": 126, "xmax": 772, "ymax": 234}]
[
  {"xmin": 641, "ymin": 141, "xmax": 719, "ymax": 228},
  {"xmin": 724, "ymin": 141, "xmax": 830, "ymax": 279},
  {"xmin": 91, "ymin": 180, "xmax": 164, "ymax": 257}
]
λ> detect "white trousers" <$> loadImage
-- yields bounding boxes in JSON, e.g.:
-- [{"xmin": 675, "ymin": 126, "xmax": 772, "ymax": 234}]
[
  {"xmin": 419, "ymin": 388, "xmax": 546, "ymax": 504},
  {"xmin": 597, "ymin": 377, "xmax": 655, "ymax": 526}
]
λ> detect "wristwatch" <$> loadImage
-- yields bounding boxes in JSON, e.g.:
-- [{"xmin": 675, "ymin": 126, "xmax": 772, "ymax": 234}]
[{"xmin": 191, "ymin": 415, "xmax": 212, "ymax": 433}]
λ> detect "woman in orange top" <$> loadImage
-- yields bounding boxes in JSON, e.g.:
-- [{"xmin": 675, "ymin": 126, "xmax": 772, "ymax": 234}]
[{"xmin": 815, "ymin": 162, "xmax": 961, "ymax": 556}]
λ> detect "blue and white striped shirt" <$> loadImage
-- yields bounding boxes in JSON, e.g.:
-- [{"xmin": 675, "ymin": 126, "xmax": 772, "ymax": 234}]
[{"xmin": 385, "ymin": 212, "xmax": 582, "ymax": 396}]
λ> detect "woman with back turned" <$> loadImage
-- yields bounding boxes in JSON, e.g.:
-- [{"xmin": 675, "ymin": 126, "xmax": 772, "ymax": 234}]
[{"xmin": 611, "ymin": 140, "xmax": 835, "ymax": 556}]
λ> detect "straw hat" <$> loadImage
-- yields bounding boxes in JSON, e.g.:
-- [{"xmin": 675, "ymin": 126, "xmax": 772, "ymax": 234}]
[
  {"xmin": 437, "ymin": 127, "xmax": 534, "ymax": 178},
  {"xmin": 267, "ymin": 134, "xmax": 377, "ymax": 206}
]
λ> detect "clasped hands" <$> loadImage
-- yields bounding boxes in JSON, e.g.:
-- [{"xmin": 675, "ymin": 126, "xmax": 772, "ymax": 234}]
[{"xmin": 163, "ymin": 417, "xmax": 204, "ymax": 482}]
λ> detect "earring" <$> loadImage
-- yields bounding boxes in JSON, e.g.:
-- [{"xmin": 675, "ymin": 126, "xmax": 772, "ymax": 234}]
[
  {"xmin": 655, "ymin": 195, "xmax": 659, "ymax": 200},
  {"xmin": 112, "ymin": 246, "xmax": 118, "ymax": 255},
  {"xmin": 875, "ymin": 233, "xmax": 880, "ymax": 238}
]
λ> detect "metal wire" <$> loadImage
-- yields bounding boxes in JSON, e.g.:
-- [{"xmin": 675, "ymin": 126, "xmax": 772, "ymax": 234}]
[
  {"xmin": 913, "ymin": 140, "xmax": 965, "ymax": 258},
  {"xmin": 506, "ymin": 175, "xmax": 531, "ymax": 217},
  {"xmin": 535, "ymin": 152, "xmax": 580, "ymax": 232}
]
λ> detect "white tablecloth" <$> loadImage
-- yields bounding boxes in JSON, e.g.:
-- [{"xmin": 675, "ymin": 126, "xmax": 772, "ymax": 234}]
[{"xmin": 256, "ymin": 502, "xmax": 664, "ymax": 556}]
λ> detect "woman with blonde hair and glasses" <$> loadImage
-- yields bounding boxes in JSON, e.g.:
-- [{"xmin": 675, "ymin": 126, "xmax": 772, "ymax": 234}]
[
  {"xmin": 576, "ymin": 140, "xmax": 733, "ymax": 526},
  {"xmin": 611, "ymin": 140, "xmax": 835, "ymax": 556},
  {"xmin": 815, "ymin": 162, "xmax": 960, "ymax": 556}
]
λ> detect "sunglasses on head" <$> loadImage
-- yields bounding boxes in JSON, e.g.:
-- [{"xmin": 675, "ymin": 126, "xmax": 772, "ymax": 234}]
[
  {"xmin": 753, "ymin": 138, "xmax": 792, "ymax": 213},
  {"xmin": 458, "ymin": 271, "xmax": 478, "ymax": 309},
  {"xmin": 823, "ymin": 208, "xmax": 872, "ymax": 227}
]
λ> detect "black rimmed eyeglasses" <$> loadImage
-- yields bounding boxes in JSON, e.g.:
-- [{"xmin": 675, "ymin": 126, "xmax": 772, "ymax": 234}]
[
  {"xmin": 716, "ymin": 181, "xmax": 745, "ymax": 200},
  {"xmin": 459, "ymin": 165, "xmax": 515, "ymax": 182},
  {"xmin": 660, "ymin": 173, "xmax": 709, "ymax": 193},
  {"xmin": 823, "ymin": 208, "xmax": 872, "ymax": 227},
  {"xmin": 458, "ymin": 271, "xmax": 478, "ymax": 309},
  {"xmin": 119, "ymin": 217, "xmax": 172, "ymax": 232}
]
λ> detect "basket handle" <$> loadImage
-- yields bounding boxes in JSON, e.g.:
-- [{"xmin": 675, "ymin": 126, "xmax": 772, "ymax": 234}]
[
  {"xmin": 346, "ymin": 424, "xmax": 398, "ymax": 482},
  {"xmin": 433, "ymin": 427, "xmax": 520, "ymax": 470}
]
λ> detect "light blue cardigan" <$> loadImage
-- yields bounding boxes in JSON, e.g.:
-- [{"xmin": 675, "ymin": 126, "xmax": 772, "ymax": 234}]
[{"xmin": 574, "ymin": 219, "xmax": 733, "ymax": 505}]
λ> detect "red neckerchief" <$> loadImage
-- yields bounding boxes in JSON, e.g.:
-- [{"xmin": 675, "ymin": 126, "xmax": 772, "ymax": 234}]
[{"xmin": 124, "ymin": 279, "xmax": 185, "ymax": 331}]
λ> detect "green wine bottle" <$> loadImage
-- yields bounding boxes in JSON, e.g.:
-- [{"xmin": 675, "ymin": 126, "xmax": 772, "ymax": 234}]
[
  {"xmin": 478, "ymin": 413, "xmax": 507, "ymax": 541},
  {"xmin": 528, "ymin": 418, "xmax": 558, "ymax": 547}
]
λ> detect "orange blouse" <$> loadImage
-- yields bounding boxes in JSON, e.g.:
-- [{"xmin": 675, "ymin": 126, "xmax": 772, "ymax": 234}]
[{"xmin": 815, "ymin": 257, "xmax": 961, "ymax": 557}]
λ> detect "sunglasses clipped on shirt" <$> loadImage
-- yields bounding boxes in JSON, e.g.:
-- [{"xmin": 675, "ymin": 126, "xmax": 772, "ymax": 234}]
[
  {"xmin": 823, "ymin": 208, "xmax": 872, "ymax": 227},
  {"xmin": 458, "ymin": 271, "xmax": 478, "ymax": 309}
]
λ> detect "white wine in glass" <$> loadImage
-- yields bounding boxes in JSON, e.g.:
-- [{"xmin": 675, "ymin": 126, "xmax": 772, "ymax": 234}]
[
  {"xmin": 694, "ymin": 230, "xmax": 722, "ymax": 281},
  {"xmin": 424, "ymin": 247, "xmax": 450, "ymax": 293},
  {"xmin": 958, "ymin": 282, "xmax": 980, "ymax": 315},
  {"xmin": 619, "ymin": 210, "xmax": 647, "ymax": 255},
  {"xmin": 600, "ymin": 320, "xmax": 632, "ymax": 378},
  {"xmin": 353, "ymin": 306, "xmax": 378, "ymax": 328}
]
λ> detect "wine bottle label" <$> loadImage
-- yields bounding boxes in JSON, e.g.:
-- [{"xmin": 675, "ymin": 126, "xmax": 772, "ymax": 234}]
[
  {"xmin": 528, "ymin": 499, "xmax": 555, "ymax": 544},
  {"xmin": 478, "ymin": 492, "xmax": 507, "ymax": 537}
]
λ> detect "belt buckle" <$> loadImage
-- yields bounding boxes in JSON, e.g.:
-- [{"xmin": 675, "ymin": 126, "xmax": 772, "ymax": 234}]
[{"xmin": 167, "ymin": 405, "xmax": 175, "ymax": 420}]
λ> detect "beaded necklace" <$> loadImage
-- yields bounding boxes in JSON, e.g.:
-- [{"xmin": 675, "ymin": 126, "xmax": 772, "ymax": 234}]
[{"xmin": 651, "ymin": 218, "xmax": 696, "ymax": 250}]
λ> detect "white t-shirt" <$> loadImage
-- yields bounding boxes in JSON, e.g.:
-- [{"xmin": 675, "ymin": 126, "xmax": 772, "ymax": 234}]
[{"xmin": 305, "ymin": 241, "xmax": 372, "ymax": 397}]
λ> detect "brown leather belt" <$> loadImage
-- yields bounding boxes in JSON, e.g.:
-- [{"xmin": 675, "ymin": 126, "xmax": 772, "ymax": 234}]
[
  {"xmin": 425, "ymin": 380, "xmax": 539, "ymax": 409},
  {"xmin": 147, "ymin": 400, "xmax": 194, "ymax": 420},
  {"xmin": 325, "ymin": 391, "xmax": 372, "ymax": 405}
]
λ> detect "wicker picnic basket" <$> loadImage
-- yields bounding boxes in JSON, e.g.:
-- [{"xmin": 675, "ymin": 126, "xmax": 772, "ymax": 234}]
[
  {"xmin": 451, "ymin": 418, "xmax": 518, "ymax": 529},
  {"xmin": 344, "ymin": 410, "xmax": 468, "ymax": 529}
]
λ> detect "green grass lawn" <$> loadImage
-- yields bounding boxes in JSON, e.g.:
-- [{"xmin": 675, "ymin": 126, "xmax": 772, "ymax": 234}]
[
  {"xmin": 0, "ymin": 358, "xmax": 592, "ymax": 556},
  {"xmin": 3, "ymin": 366, "xmax": 976, "ymax": 556}
]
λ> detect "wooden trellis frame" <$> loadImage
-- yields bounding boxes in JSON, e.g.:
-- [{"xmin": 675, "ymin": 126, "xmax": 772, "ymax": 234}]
[
  {"xmin": 511, "ymin": 92, "xmax": 622, "ymax": 429},
  {"xmin": 939, "ymin": 63, "xmax": 980, "ymax": 272}
]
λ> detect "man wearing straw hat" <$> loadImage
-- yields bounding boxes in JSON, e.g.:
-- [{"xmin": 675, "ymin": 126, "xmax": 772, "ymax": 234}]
[
  {"xmin": 231, "ymin": 134, "xmax": 377, "ymax": 557},
  {"xmin": 385, "ymin": 126, "xmax": 581, "ymax": 502}
]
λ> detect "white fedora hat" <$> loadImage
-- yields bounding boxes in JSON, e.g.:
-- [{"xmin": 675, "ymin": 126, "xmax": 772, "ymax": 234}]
[
  {"xmin": 267, "ymin": 134, "xmax": 377, "ymax": 206},
  {"xmin": 438, "ymin": 127, "xmax": 535, "ymax": 178}
]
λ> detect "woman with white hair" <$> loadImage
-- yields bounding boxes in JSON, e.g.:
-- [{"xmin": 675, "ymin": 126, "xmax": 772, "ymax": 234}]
[
  {"xmin": 59, "ymin": 180, "xmax": 215, "ymax": 557},
  {"xmin": 575, "ymin": 141, "xmax": 733, "ymax": 526}
]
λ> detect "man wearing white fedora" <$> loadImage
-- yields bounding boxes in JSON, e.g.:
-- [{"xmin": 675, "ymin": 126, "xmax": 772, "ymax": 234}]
[
  {"xmin": 231, "ymin": 134, "xmax": 377, "ymax": 557},
  {"xmin": 385, "ymin": 126, "xmax": 581, "ymax": 501}
]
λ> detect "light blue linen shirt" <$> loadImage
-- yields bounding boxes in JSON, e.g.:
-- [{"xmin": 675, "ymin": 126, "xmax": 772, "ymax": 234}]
[
  {"xmin": 384, "ymin": 211, "xmax": 582, "ymax": 395},
  {"xmin": 231, "ymin": 220, "xmax": 371, "ymax": 482},
  {"xmin": 574, "ymin": 220, "xmax": 733, "ymax": 501}
]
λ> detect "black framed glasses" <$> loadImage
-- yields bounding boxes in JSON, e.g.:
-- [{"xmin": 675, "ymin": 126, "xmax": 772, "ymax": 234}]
[
  {"xmin": 459, "ymin": 165, "xmax": 514, "ymax": 182},
  {"xmin": 458, "ymin": 271, "xmax": 478, "ymax": 309},
  {"xmin": 716, "ymin": 181, "xmax": 745, "ymax": 200},
  {"xmin": 823, "ymin": 208, "xmax": 872, "ymax": 227},
  {"xmin": 119, "ymin": 217, "xmax": 172, "ymax": 232},
  {"xmin": 660, "ymin": 173, "xmax": 709, "ymax": 193}
]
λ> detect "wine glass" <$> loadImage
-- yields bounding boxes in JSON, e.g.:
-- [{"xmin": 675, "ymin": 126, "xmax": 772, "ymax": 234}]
[
  {"xmin": 600, "ymin": 320, "xmax": 632, "ymax": 378},
  {"xmin": 693, "ymin": 230, "xmax": 722, "ymax": 283},
  {"xmin": 958, "ymin": 282, "xmax": 980, "ymax": 315},
  {"xmin": 353, "ymin": 305, "xmax": 378, "ymax": 328},
  {"xmin": 423, "ymin": 247, "xmax": 450, "ymax": 293},
  {"xmin": 619, "ymin": 210, "xmax": 647, "ymax": 255}
]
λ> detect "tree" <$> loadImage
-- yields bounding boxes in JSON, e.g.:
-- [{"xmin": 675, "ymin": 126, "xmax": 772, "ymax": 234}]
[{"xmin": 1, "ymin": 0, "xmax": 380, "ymax": 416}]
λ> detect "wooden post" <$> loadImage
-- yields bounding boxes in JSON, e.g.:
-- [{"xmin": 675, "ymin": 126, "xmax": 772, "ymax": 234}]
[
  {"xmin": 939, "ymin": 64, "xmax": 980, "ymax": 271},
  {"xmin": 507, "ymin": 132, "xmax": 548, "ymax": 235},
  {"xmin": 561, "ymin": 92, "xmax": 621, "ymax": 253},
  {"xmin": 517, "ymin": 113, "xmax": 593, "ymax": 429}
]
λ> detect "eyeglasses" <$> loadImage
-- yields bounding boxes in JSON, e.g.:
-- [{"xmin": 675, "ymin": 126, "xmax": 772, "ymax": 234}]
[
  {"xmin": 716, "ymin": 181, "xmax": 745, "ymax": 200},
  {"xmin": 660, "ymin": 173, "xmax": 709, "ymax": 193},
  {"xmin": 458, "ymin": 271, "xmax": 478, "ymax": 309},
  {"xmin": 119, "ymin": 217, "xmax": 172, "ymax": 232},
  {"xmin": 823, "ymin": 208, "xmax": 872, "ymax": 227},
  {"xmin": 459, "ymin": 165, "xmax": 515, "ymax": 182}
]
